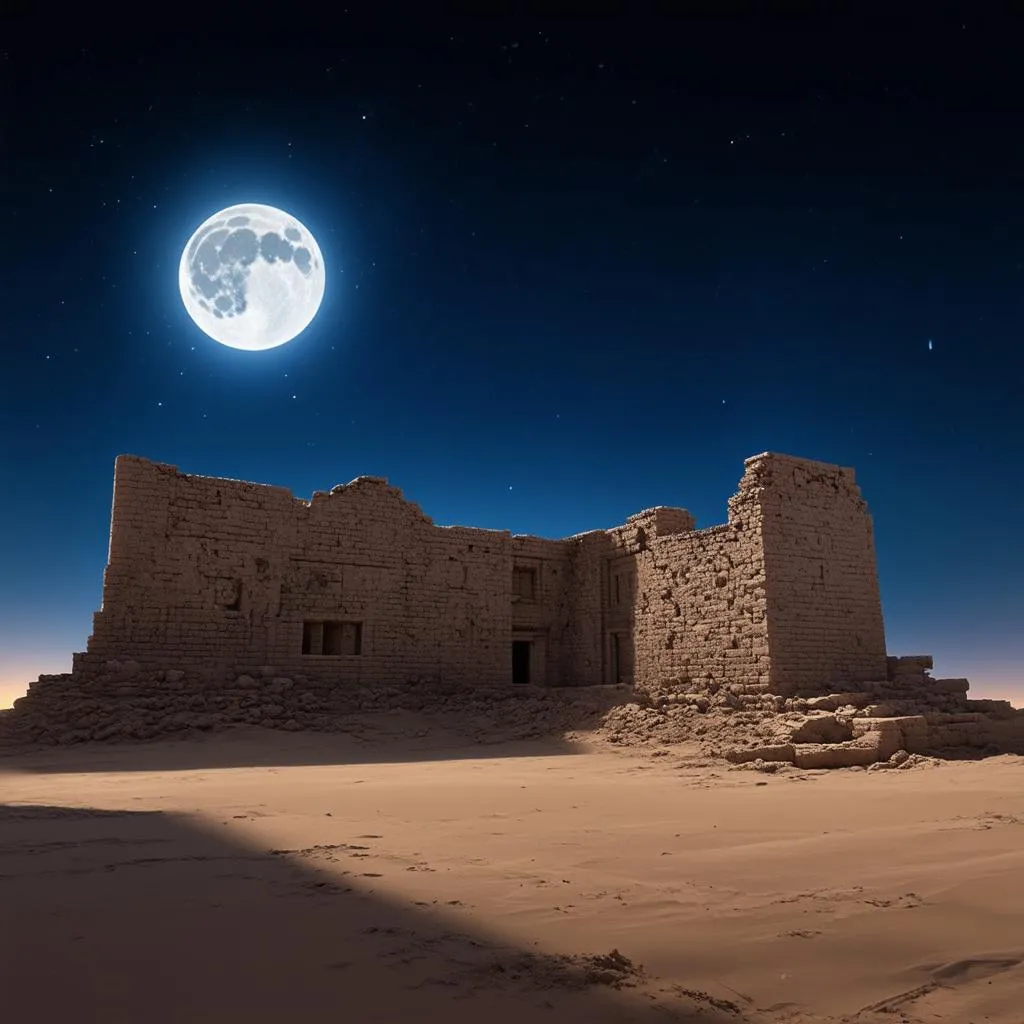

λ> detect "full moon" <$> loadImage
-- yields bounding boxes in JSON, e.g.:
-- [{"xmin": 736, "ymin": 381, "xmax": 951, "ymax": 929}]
[{"xmin": 179, "ymin": 203, "xmax": 326, "ymax": 351}]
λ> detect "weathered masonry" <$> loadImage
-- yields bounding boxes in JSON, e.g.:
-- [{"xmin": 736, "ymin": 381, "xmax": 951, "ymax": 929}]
[{"xmin": 76, "ymin": 451, "xmax": 889, "ymax": 697}]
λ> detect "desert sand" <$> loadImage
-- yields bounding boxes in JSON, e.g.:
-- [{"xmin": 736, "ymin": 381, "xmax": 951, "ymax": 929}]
[{"xmin": 2, "ymin": 727, "xmax": 1023, "ymax": 1024}]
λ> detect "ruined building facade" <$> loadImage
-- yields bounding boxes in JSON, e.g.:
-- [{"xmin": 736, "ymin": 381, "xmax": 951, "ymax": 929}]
[{"xmin": 77, "ymin": 452, "xmax": 889, "ymax": 697}]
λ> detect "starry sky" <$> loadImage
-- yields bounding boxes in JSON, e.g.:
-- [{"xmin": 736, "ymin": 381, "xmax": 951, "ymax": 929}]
[{"xmin": 2, "ymin": 13, "xmax": 1022, "ymax": 708}]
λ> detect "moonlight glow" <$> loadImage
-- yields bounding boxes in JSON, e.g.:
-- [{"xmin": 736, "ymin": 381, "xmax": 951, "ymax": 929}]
[{"xmin": 178, "ymin": 203, "xmax": 326, "ymax": 351}]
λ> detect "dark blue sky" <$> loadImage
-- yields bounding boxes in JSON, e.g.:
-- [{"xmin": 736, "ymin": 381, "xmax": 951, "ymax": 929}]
[{"xmin": 2, "ymin": 12, "xmax": 1022, "ymax": 705}]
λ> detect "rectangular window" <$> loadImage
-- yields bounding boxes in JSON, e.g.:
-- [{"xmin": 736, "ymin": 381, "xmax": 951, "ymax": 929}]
[
  {"xmin": 512, "ymin": 567, "xmax": 537, "ymax": 601},
  {"xmin": 302, "ymin": 620, "xmax": 362, "ymax": 656}
]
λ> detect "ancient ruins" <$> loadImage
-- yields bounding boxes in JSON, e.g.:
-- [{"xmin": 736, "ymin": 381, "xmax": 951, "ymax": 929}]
[{"xmin": 2, "ymin": 451, "xmax": 1022, "ymax": 765}]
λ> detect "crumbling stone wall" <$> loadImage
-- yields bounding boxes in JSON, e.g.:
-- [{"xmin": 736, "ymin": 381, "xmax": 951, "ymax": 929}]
[
  {"xmin": 632, "ymin": 521, "xmax": 770, "ymax": 696},
  {"xmin": 571, "ymin": 479, "xmax": 769, "ymax": 698},
  {"xmin": 76, "ymin": 450, "xmax": 886, "ymax": 695},
  {"xmin": 89, "ymin": 456, "xmax": 523, "ymax": 687},
  {"xmin": 8, "ymin": 450, "xmax": 1021, "ymax": 761}
]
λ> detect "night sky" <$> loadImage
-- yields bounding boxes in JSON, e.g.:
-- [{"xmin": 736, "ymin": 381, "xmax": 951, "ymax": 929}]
[{"xmin": 2, "ymin": 13, "xmax": 1022, "ymax": 708}]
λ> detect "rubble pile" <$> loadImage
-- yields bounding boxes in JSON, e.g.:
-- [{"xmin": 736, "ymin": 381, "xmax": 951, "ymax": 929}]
[
  {"xmin": 0, "ymin": 661, "xmax": 626, "ymax": 748},
  {"xmin": 591, "ymin": 656, "xmax": 1023, "ymax": 767}
]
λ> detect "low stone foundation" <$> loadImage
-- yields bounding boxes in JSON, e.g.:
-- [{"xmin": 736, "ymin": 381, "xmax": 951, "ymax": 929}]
[
  {"xmin": 1, "ymin": 654, "xmax": 1021, "ymax": 767},
  {"xmin": 0, "ymin": 659, "xmax": 628, "ymax": 748}
]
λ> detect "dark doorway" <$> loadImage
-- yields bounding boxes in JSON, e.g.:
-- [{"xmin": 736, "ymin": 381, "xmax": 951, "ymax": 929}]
[
  {"xmin": 611, "ymin": 633, "xmax": 622, "ymax": 685},
  {"xmin": 512, "ymin": 640, "xmax": 531, "ymax": 685}
]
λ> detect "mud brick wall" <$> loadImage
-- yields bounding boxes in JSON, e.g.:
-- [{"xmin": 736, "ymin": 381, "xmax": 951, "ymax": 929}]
[
  {"xmin": 509, "ymin": 535, "xmax": 573, "ymax": 685},
  {"xmin": 89, "ymin": 456, "xmax": 517, "ymax": 687},
  {"xmin": 589, "ymin": 455, "xmax": 885, "ymax": 698},
  {"xmin": 82, "ymin": 450, "xmax": 890, "ymax": 695},
  {"xmin": 554, "ymin": 498, "xmax": 768, "ymax": 694},
  {"xmin": 561, "ymin": 532, "xmax": 611, "ymax": 685},
  {"xmin": 13, "ymin": 451, "xmax": 1023, "ymax": 755},
  {"xmin": 751, "ymin": 453, "xmax": 888, "ymax": 694}
]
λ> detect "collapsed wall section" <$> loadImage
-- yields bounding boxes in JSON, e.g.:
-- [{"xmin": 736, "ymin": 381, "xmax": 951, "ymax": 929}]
[
  {"xmin": 558, "ymin": 498, "xmax": 770, "ymax": 693},
  {"xmin": 629, "ymin": 489, "xmax": 770, "ymax": 695}
]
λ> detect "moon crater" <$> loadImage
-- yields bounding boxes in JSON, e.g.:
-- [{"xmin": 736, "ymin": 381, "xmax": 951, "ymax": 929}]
[{"xmin": 179, "ymin": 203, "xmax": 325, "ymax": 350}]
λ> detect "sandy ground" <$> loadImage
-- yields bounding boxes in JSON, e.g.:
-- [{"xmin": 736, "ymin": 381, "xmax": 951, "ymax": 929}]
[{"xmin": 2, "ymin": 729, "xmax": 1023, "ymax": 1024}]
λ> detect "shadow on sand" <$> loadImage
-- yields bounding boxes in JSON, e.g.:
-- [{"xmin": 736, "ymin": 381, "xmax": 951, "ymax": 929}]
[
  {"xmin": 0, "ymin": 801, "xmax": 749, "ymax": 1024},
  {"xmin": 0, "ymin": 723, "xmax": 603, "ymax": 774}
]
